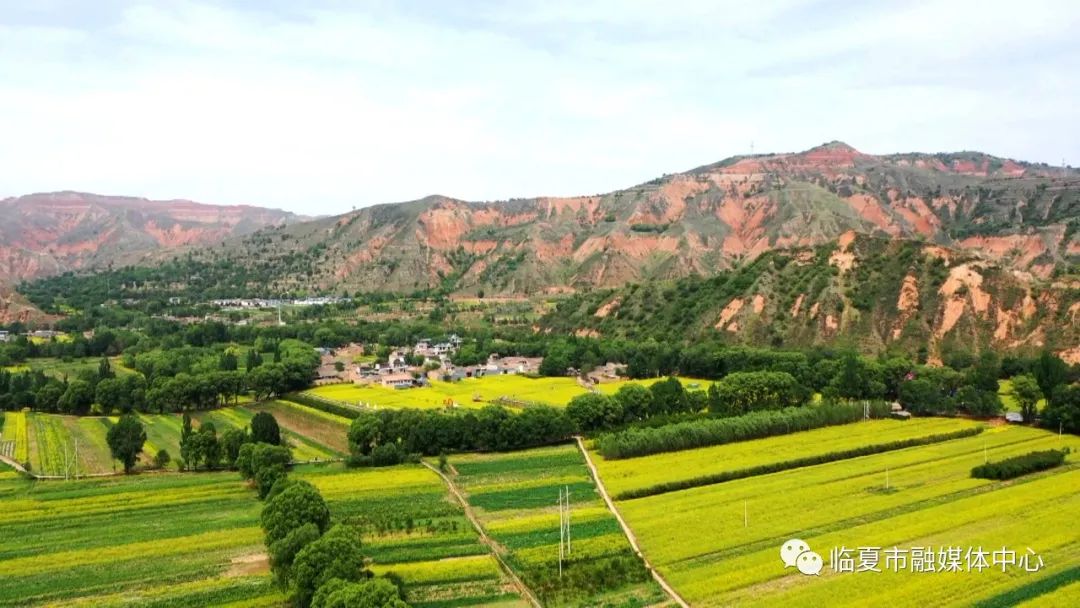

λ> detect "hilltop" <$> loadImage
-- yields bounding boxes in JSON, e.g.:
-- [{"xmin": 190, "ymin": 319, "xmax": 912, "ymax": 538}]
[{"xmin": 173, "ymin": 141, "xmax": 1079, "ymax": 296}]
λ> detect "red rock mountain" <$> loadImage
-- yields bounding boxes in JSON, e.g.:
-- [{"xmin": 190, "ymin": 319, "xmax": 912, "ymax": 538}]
[
  {"xmin": 192, "ymin": 141, "xmax": 1078, "ymax": 295},
  {"xmin": 0, "ymin": 191, "xmax": 300, "ymax": 284}
]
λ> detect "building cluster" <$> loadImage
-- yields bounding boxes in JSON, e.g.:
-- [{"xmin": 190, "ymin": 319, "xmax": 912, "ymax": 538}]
[
  {"xmin": 311, "ymin": 335, "xmax": 546, "ymax": 390},
  {"xmin": 0, "ymin": 330, "xmax": 63, "ymax": 343}
]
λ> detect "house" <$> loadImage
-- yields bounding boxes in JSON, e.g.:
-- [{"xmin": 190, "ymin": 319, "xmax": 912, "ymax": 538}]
[
  {"xmin": 317, "ymin": 364, "xmax": 342, "ymax": 380},
  {"xmin": 448, "ymin": 333, "xmax": 463, "ymax": 346},
  {"xmin": 485, "ymin": 354, "xmax": 542, "ymax": 375},
  {"xmin": 0, "ymin": 331, "xmax": 9, "ymax": 343},
  {"xmin": 381, "ymin": 373, "xmax": 415, "ymax": 389},
  {"xmin": 1005, "ymin": 412, "xmax": 1024, "ymax": 423}
]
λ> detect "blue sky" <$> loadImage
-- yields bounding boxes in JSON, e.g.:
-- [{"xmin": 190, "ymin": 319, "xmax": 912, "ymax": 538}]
[{"xmin": 2, "ymin": 0, "xmax": 1078, "ymax": 215}]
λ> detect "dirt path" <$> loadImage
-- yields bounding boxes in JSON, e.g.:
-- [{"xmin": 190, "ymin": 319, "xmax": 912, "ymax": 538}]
[
  {"xmin": 421, "ymin": 461, "xmax": 542, "ymax": 608},
  {"xmin": 574, "ymin": 436, "xmax": 691, "ymax": 608}
]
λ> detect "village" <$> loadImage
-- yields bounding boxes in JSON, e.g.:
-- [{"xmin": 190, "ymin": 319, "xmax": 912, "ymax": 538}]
[{"xmin": 312, "ymin": 334, "xmax": 628, "ymax": 392}]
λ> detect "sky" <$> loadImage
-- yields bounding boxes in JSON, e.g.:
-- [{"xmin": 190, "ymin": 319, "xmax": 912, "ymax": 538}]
[{"xmin": 2, "ymin": 0, "xmax": 1078, "ymax": 216}]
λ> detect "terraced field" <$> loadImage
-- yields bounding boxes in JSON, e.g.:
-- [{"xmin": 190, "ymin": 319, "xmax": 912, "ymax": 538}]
[
  {"xmin": 0, "ymin": 463, "xmax": 527, "ymax": 608},
  {"xmin": 448, "ymin": 444, "xmax": 671, "ymax": 607},
  {"xmin": 595, "ymin": 423, "xmax": 1080, "ymax": 607}
]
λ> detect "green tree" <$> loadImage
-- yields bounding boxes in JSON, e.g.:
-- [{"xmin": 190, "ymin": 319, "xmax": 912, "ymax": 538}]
[
  {"xmin": 1032, "ymin": 351, "xmax": 1068, "ymax": 396},
  {"xmin": 1011, "ymin": 374, "xmax": 1043, "ymax": 422},
  {"xmin": 292, "ymin": 525, "xmax": 368, "ymax": 608},
  {"xmin": 154, "ymin": 449, "xmax": 171, "ymax": 469},
  {"xmin": 649, "ymin": 377, "xmax": 689, "ymax": 415},
  {"xmin": 106, "ymin": 414, "xmax": 147, "ymax": 473},
  {"xmin": 95, "ymin": 377, "xmax": 128, "ymax": 414},
  {"xmin": 312, "ymin": 578, "xmax": 408, "ymax": 608},
  {"xmin": 221, "ymin": 428, "xmax": 250, "ymax": 466},
  {"xmin": 268, "ymin": 522, "xmax": 321, "ymax": 588},
  {"xmin": 613, "ymin": 383, "xmax": 654, "ymax": 422},
  {"xmin": 1042, "ymin": 384, "xmax": 1080, "ymax": 434},
  {"xmin": 98, "ymin": 357, "xmax": 115, "ymax": 381},
  {"xmin": 261, "ymin": 480, "xmax": 331, "ymax": 546},
  {"xmin": 58, "ymin": 379, "xmax": 95, "ymax": 415},
  {"xmin": 566, "ymin": 393, "xmax": 622, "ymax": 432},
  {"xmin": 251, "ymin": 411, "xmax": 282, "ymax": 445}
]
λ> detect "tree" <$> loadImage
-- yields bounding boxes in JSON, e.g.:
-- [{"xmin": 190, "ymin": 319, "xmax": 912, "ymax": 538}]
[
  {"xmin": 898, "ymin": 377, "xmax": 942, "ymax": 415},
  {"xmin": 649, "ymin": 377, "xmax": 689, "ymax": 415},
  {"xmin": 954, "ymin": 386, "xmax": 1001, "ymax": 417},
  {"xmin": 261, "ymin": 480, "xmax": 331, "ymax": 546},
  {"xmin": 709, "ymin": 371, "xmax": 807, "ymax": 416},
  {"xmin": 312, "ymin": 578, "xmax": 408, "ymax": 608},
  {"xmin": 268, "ymin": 522, "xmax": 321, "ymax": 588},
  {"xmin": 566, "ymin": 393, "xmax": 622, "ymax": 432},
  {"xmin": 34, "ymin": 381, "xmax": 65, "ymax": 412},
  {"xmin": 106, "ymin": 414, "xmax": 147, "ymax": 473},
  {"xmin": 58, "ymin": 379, "xmax": 95, "ymax": 415},
  {"xmin": 98, "ymin": 357, "xmax": 115, "ymax": 381},
  {"xmin": 1042, "ymin": 384, "xmax": 1080, "ymax": 434},
  {"xmin": 1011, "ymin": 375, "xmax": 1043, "ymax": 423},
  {"xmin": 251, "ymin": 411, "xmax": 282, "ymax": 446},
  {"xmin": 95, "ymin": 377, "xmax": 128, "ymax": 414},
  {"xmin": 539, "ymin": 342, "xmax": 573, "ymax": 377},
  {"xmin": 256, "ymin": 463, "xmax": 288, "ymax": 499},
  {"xmin": 613, "ymin": 383, "xmax": 654, "ymax": 422},
  {"xmin": 1032, "ymin": 351, "xmax": 1068, "ymax": 397},
  {"xmin": 221, "ymin": 428, "xmax": 250, "ymax": 466},
  {"xmin": 154, "ymin": 449, "xmax": 171, "ymax": 469},
  {"xmin": 292, "ymin": 525, "xmax": 368, "ymax": 608}
]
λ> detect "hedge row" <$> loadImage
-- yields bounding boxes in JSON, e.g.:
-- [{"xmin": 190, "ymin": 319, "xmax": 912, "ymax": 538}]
[
  {"xmin": 971, "ymin": 449, "xmax": 1068, "ymax": 480},
  {"xmin": 614, "ymin": 426, "xmax": 983, "ymax": 500},
  {"xmin": 283, "ymin": 393, "xmax": 362, "ymax": 420},
  {"xmin": 596, "ymin": 401, "xmax": 892, "ymax": 459}
]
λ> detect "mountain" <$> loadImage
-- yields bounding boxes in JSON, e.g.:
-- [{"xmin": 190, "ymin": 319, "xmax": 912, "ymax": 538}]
[
  {"xmin": 0, "ymin": 191, "xmax": 302, "ymax": 284},
  {"xmin": 539, "ymin": 232, "xmax": 1080, "ymax": 363},
  {"xmin": 178, "ymin": 141, "xmax": 1079, "ymax": 296}
]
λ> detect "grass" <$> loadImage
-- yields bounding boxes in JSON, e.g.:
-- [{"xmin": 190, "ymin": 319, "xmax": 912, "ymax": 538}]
[
  {"xmin": 448, "ymin": 445, "xmax": 669, "ymax": 607},
  {"xmin": 0, "ymin": 463, "xmax": 527, "ymax": 608},
  {"xmin": 306, "ymin": 375, "xmax": 710, "ymax": 410},
  {"xmin": 599, "ymin": 423, "xmax": 1080, "ymax": 607}
]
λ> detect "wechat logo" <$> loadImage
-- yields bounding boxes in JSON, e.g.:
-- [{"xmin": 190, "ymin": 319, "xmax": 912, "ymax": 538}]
[{"xmin": 781, "ymin": 538, "xmax": 823, "ymax": 576}]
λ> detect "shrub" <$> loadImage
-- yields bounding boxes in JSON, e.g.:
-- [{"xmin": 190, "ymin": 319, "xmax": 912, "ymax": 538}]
[
  {"xmin": 971, "ymin": 449, "xmax": 1068, "ymax": 480},
  {"xmin": 154, "ymin": 449, "xmax": 171, "ymax": 469}
]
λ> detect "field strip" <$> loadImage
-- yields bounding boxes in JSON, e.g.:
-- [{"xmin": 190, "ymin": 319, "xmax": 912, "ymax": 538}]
[
  {"xmin": 421, "ymin": 461, "xmax": 542, "ymax": 608},
  {"xmin": 617, "ymin": 427, "xmax": 983, "ymax": 499},
  {"xmin": 575, "ymin": 436, "xmax": 690, "ymax": 608},
  {"xmin": 669, "ymin": 461, "xmax": 1080, "ymax": 569}
]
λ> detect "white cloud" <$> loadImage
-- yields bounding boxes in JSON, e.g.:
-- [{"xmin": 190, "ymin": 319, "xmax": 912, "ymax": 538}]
[{"xmin": 0, "ymin": 0, "xmax": 1077, "ymax": 214}]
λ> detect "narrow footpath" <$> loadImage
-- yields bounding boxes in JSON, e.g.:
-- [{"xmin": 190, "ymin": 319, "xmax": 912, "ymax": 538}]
[
  {"xmin": 421, "ymin": 461, "xmax": 542, "ymax": 608},
  {"xmin": 574, "ymin": 436, "xmax": 691, "ymax": 608}
]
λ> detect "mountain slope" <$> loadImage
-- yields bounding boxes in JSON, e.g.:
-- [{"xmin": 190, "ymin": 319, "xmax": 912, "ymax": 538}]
[
  {"xmin": 540, "ymin": 233, "xmax": 1080, "ymax": 362},
  {"xmin": 182, "ymin": 142, "xmax": 1079, "ymax": 296},
  {"xmin": 0, "ymin": 191, "xmax": 302, "ymax": 284}
]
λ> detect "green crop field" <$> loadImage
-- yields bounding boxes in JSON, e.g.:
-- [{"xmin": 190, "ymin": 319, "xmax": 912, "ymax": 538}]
[
  {"xmin": 595, "ymin": 424, "xmax": 1080, "ymax": 607},
  {"xmin": 0, "ymin": 463, "xmax": 527, "ymax": 608},
  {"xmin": 448, "ymin": 444, "xmax": 671, "ymax": 607},
  {"xmin": 305, "ymin": 375, "xmax": 710, "ymax": 411},
  {"xmin": 20, "ymin": 401, "xmax": 351, "ymax": 476},
  {"xmin": 591, "ymin": 417, "xmax": 979, "ymax": 497}
]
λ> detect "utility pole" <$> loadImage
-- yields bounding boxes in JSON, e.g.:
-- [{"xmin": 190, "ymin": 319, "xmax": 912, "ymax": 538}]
[
  {"xmin": 885, "ymin": 466, "xmax": 890, "ymax": 491},
  {"xmin": 74, "ymin": 438, "xmax": 79, "ymax": 480},
  {"xmin": 743, "ymin": 500, "xmax": 748, "ymax": 528}
]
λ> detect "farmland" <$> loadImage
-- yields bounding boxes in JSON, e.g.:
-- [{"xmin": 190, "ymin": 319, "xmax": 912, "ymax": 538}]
[
  {"xmin": 304, "ymin": 375, "xmax": 710, "ymax": 410},
  {"xmin": 593, "ymin": 417, "xmax": 979, "ymax": 497},
  {"xmin": 593, "ymin": 424, "xmax": 1080, "ymax": 607},
  {"xmin": 0, "ymin": 463, "xmax": 527, "ymax": 608},
  {"xmin": 448, "ymin": 444, "xmax": 671, "ymax": 607},
  {"xmin": 14, "ymin": 400, "xmax": 351, "ymax": 476}
]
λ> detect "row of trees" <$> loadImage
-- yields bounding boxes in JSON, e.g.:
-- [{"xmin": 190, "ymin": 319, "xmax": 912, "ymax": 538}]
[
  {"xmin": 347, "ymin": 406, "xmax": 575, "ymax": 465},
  {"xmin": 250, "ymin": 440, "xmax": 409, "ymax": 607}
]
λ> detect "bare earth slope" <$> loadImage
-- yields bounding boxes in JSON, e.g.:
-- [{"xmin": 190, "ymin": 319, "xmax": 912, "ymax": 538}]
[
  {"xmin": 188, "ymin": 142, "xmax": 1079, "ymax": 296},
  {"xmin": 0, "ymin": 191, "xmax": 301, "ymax": 284}
]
